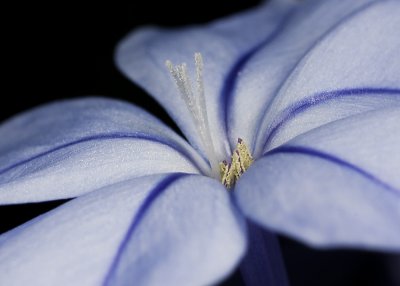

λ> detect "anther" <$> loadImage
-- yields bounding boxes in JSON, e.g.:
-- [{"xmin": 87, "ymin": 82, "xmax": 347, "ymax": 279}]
[{"xmin": 220, "ymin": 138, "xmax": 254, "ymax": 189}]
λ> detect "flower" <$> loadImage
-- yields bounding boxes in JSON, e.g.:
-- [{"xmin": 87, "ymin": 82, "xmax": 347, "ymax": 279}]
[{"xmin": 1, "ymin": 0, "xmax": 400, "ymax": 285}]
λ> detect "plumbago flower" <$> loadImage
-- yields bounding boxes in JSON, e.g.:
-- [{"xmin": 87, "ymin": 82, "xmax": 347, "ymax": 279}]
[{"xmin": 1, "ymin": 0, "xmax": 400, "ymax": 285}]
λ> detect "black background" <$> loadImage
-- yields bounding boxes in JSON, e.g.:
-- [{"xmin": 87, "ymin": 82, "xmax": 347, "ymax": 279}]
[{"xmin": 1, "ymin": 1, "xmax": 399, "ymax": 285}]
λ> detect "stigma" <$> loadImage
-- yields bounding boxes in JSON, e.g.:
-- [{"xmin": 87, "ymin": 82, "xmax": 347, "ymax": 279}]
[{"xmin": 166, "ymin": 53, "xmax": 219, "ymax": 177}]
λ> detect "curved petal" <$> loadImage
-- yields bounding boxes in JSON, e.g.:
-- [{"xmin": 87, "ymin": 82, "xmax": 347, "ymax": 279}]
[
  {"xmin": 0, "ymin": 98, "xmax": 207, "ymax": 204},
  {"xmin": 115, "ymin": 0, "xmax": 297, "ymax": 160},
  {"xmin": 263, "ymin": 88, "xmax": 400, "ymax": 151},
  {"xmin": 229, "ymin": 0, "xmax": 377, "ymax": 151},
  {"xmin": 254, "ymin": 0, "xmax": 400, "ymax": 155},
  {"xmin": 235, "ymin": 108, "xmax": 400, "ymax": 250},
  {"xmin": 0, "ymin": 174, "xmax": 246, "ymax": 286},
  {"xmin": 104, "ymin": 174, "xmax": 246, "ymax": 286}
]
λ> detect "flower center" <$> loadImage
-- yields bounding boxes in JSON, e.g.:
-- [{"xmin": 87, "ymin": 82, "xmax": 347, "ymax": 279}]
[
  {"xmin": 166, "ymin": 53, "xmax": 253, "ymax": 188},
  {"xmin": 219, "ymin": 138, "xmax": 254, "ymax": 189}
]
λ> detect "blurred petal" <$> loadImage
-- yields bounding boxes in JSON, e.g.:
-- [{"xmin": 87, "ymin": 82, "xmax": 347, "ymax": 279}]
[
  {"xmin": 104, "ymin": 174, "xmax": 246, "ymax": 286},
  {"xmin": 255, "ymin": 0, "xmax": 400, "ymax": 154},
  {"xmin": 0, "ymin": 98, "xmax": 206, "ymax": 204},
  {"xmin": 229, "ymin": 0, "xmax": 377, "ymax": 151},
  {"xmin": 236, "ymin": 108, "xmax": 400, "ymax": 250},
  {"xmin": 115, "ymin": 0, "xmax": 296, "ymax": 159},
  {"xmin": 0, "ymin": 174, "xmax": 246, "ymax": 286}
]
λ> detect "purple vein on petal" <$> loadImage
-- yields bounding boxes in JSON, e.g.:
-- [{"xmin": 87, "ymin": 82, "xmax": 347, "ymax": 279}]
[
  {"xmin": 252, "ymin": 1, "xmax": 380, "ymax": 152},
  {"xmin": 264, "ymin": 145, "xmax": 400, "ymax": 196},
  {"xmin": 102, "ymin": 173, "xmax": 186, "ymax": 286},
  {"xmin": 0, "ymin": 133, "xmax": 203, "ymax": 176},
  {"xmin": 261, "ymin": 87, "xmax": 400, "ymax": 151},
  {"xmin": 220, "ymin": 8, "xmax": 295, "ymax": 150}
]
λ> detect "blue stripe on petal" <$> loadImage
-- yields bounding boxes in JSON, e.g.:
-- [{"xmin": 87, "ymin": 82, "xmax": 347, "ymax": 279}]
[
  {"xmin": 264, "ymin": 145, "xmax": 400, "ymax": 196},
  {"xmin": 103, "ymin": 173, "xmax": 185, "ymax": 286},
  {"xmin": 251, "ymin": 0, "xmax": 382, "ymax": 152},
  {"xmin": 0, "ymin": 133, "xmax": 203, "ymax": 177},
  {"xmin": 221, "ymin": 8, "xmax": 296, "ymax": 150},
  {"xmin": 261, "ymin": 87, "xmax": 400, "ymax": 151}
]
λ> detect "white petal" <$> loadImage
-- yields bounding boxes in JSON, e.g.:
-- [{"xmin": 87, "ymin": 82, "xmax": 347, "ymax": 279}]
[
  {"xmin": 115, "ymin": 0, "xmax": 296, "ymax": 159},
  {"xmin": 0, "ymin": 98, "xmax": 206, "ymax": 203},
  {"xmin": 0, "ymin": 174, "xmax": 246, "ymax": 286},
  {"xmin": 236, "ymin": 108, "xmax": 400, "ymax": 250},
  {"xmin": 254, "ymin": 0, "xmax": 400, "ymax": 155}
]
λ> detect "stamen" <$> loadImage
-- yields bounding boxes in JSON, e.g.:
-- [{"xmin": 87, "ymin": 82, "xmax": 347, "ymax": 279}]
[
  {"xmin": 220, "ymin": 138, "xmax": 254, "ymax": 189},
  {"xmin": 166, "ymin": 53, "xmax": 219, "ymax": 177}
]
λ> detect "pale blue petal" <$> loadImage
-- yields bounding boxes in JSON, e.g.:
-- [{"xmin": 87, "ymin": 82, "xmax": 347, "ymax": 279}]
[
  {"xmin": 0, "ymin": 98, "xmax": 207, "ymax": 204},
  {"xmin": 0, "ymin": 175, "xmax": 160, "ymax": 286},
  {"xmin": 104, "ymin": 174, "xmax": 246, "ymax": 286},
  {"xmin": 236, "ymin": 108, "xmax": 400, "ymax": 251},
  {"xmin": 254, "ymin": 0, "xmax": 400, "ymax": 155},
  {"xmin": 0, "ymin": 174, "xmax": 246, "ymax": 286},
  {"xmin": 261, "ymin": 88, "xmax": 400, "ymax": 153},
  {"xmin": 228, "ymin": 0, "xmax": 380, "ymax": 151},
  {"xmin": 115, "ymin": 0, "xmax": 296, "ymax": 160}
]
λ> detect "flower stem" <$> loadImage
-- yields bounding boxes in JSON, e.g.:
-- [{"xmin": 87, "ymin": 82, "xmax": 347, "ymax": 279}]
[{"xmin": 240, "ymin": 220, "xmax": 290, "ymax": 286}]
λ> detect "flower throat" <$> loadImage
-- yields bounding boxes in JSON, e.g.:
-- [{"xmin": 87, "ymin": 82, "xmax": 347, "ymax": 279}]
[{"xmin": 166, "ymin": 53, "xmax": 253, "ymax": 189}]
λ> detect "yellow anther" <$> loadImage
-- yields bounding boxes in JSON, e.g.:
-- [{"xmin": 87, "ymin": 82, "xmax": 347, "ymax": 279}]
[{"xmin": 220, "ymin": 138, "xmax": 254, "ymax": 189}]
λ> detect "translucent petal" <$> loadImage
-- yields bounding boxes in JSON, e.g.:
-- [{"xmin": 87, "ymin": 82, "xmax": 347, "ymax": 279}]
[
  {"xmin": 0, "ymin": 174, "xmax": 246, "ymax": 286},
  {"xmin": 254, "ymin": 0, "xmax": 400, "ymax": 155},
  {"xmin": 0, "ymin": 98, "xmax": 206, "ymax": 204},
  {"xmin": 115, "ymin": 0, "xmax": 296, "ymax": 160},
  {"xmin": 236, "ymin": 108, "xmax": 400, "ymax": 250}
]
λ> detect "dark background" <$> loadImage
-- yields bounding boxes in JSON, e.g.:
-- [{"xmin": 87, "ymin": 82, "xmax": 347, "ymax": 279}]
[{"xmin": 1, "ymin": 1, "xmax": 399, "ymax": 285}]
